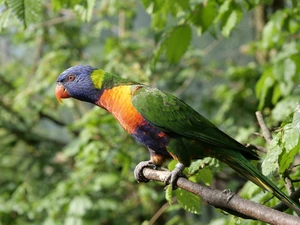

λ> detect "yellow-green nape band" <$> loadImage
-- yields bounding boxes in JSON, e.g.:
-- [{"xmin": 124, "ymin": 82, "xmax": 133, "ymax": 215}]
[{"xmin": 91, "ymin": 69, "xmax": 105, "ymax": 89}]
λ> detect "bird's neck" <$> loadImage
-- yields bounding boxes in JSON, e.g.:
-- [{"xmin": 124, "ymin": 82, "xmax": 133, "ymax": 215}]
[
  {"xmin": 95, "ymin": 85, "xmax": 145, "ymax": 134},
  {"xmin": 89, "ymin": 71, "xmax": 139, "ymax": 105}
]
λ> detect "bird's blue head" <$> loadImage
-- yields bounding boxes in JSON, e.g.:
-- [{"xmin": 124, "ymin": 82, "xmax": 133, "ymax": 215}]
[{"xmin": 56, "ymin": 65, "xmax": 103, "ymax": 104}]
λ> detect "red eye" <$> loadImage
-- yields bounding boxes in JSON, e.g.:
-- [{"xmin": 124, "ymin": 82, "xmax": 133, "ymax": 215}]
[{"xmin": 67, "ymin": 74, "xmax": 75, "ymax": 81}]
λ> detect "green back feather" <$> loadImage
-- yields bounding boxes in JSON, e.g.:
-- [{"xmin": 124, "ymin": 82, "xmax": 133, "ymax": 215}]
[
  {"xmin": 131, "ymin": 86, "xmax": 300, "ymax": 213},
  {"xmin": 131, "ymin": 86, "xmax": 258, "ymax": 159}
]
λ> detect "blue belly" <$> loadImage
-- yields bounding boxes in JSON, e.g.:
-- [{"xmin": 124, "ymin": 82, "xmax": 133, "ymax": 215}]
[{"xmin": 131, "ymin": 122, "xmax": 170, "ymax": 156}]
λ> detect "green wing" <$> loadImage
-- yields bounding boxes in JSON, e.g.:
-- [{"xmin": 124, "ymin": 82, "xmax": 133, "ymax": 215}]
[{"xmin": 131, "ymin": 86, "xmax": 258, "ymax": 159}]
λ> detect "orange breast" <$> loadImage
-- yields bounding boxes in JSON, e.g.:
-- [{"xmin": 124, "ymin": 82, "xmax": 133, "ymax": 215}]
[{"xmin": 97, "ymin": 85, "xmax": 144, "ymax": 134}]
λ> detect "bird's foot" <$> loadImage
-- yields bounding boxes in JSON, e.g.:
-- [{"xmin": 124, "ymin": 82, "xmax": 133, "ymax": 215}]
[
  {"xmin": 134, "ymin": 160, "xmax": 156, "ymax": 183},
  {"xmin": 164, "ymin": 163, "xmax": 186, "ymax": 190}
]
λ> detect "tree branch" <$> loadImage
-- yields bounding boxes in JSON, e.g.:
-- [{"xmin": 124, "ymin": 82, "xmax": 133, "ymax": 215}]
[
  {"xmin": 255, "ymin": 111, "xmax": 272, "ymax": 144},
  {"xmin": 142, "ymin": 168, "xmax": 300, "ymax": 225}
]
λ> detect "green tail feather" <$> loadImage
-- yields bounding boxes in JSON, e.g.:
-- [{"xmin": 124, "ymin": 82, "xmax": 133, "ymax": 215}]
[{"xmin": 220, "ymin": 150, "xmax": 300, "ymax": 214}]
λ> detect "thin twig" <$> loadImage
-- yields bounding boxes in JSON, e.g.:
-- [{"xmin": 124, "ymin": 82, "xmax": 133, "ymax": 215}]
[
  {"xmin": 255, "ymin": 111, "xmax": 272, "ymax": 144},
  {"xmin": 283, "ymin": 172, "xmax": 296, "ymax": 196},
  {"xmin": 148, "ymin": 198, "xmax": 175, "ymax": 225},
  {"xmin": 289, "ymin": 164, "xmax": 300, "ymax": 171},
  {"xmin": 33, "ymin": 14, "xmax": 77, "ymax": 29},
  {"xmin": 118, "ymin": 10, "xmax": 125, "ymax": 38}
]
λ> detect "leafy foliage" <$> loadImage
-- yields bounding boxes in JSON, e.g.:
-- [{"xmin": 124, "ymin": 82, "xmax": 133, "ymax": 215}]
[
  {"xmin": 6, "ymin": 0, "xmax": 41, "ymax": 28},
  {"xmin": 0, "ymin": 0, "xmax": 300, "ymax": 225},
  {"xmin": 175, "ymin": 188, "xmax": 201, "ymax": 215}
]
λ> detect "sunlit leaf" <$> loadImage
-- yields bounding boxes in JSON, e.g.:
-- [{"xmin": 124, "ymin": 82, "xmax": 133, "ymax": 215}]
[
  {"xmin": 65, "ymin": 217, "xmax": 82, "ymax": 225},
  {"xmin": 188, "ymin": 159, "xmax": 204, "ymax": 174},
  {"xmin": 262, "ymin": 136, "xmax": 282, "ymax": 176},
  {"xmin": 282, "ymin": 124, "xmax": 300, "ymax": 151},
  {"xmin": 279, "ymin": 123, "xmax": 300, "ymax": 173},
  {"xmin": 165, "ymin": 185, "xmax": 173, "ymax": 205},
  {"xmin": 292, "ymin": 103, "xmax": 300, "ymax": 133},
  {"xmin": 283, "ymin": 58, "xmax": 296, "ymax": 81},
  {"xmin": 0, "ymin": 6, "xmax": 12, "ymax": 31},
  {"xmin": 67, "ymin": 196, "xmax": 92, "ymax": 216},
  {"xmin": 272, "ymin": 96, "xmax": 300, "ymax": 122},
  {"xmin": 74, "ymin": 0, "xmax": 96, "ymax": 22},
  {"xmin": 7, "ymin": 0, "xmax": 41, "ymax": 28},
  {"xmin": 175, "ymin": 188, "xmax": 201, "ymax": 214},
  {"xmin": 221, "ymin": 10, "xmax": 242, "ymax": 37},
  {"xmin": 261, "ymin": 21, "xmax": 278, "ymax": 49}
]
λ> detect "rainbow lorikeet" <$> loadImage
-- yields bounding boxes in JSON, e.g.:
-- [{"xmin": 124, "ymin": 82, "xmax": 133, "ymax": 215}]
[{"xmin": 56, "ymin": 65, "xmax": 300, "ymax": 213}]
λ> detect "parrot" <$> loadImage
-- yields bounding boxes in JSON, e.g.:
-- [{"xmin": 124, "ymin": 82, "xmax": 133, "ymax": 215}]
[{"xmin": 55, "ymin": 65, "xmax": 300, "ymax": 213}]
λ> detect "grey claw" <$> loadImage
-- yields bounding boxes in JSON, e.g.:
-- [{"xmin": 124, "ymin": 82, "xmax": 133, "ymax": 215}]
[
  {"xmin": 164, "ymin": 163, "xmax": 185, "ymax": 190},
  {"xmin": 134, "ymin": 160, "xmax": 156, "ymax": 183}
]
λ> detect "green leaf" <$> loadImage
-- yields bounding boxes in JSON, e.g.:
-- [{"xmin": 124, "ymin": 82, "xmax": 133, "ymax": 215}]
[
  {"xmin": 214, "ymin": 0, "xmax": 231, "ymax": 23},
  {"xmin": 65, "ymin": 217, "xmax": 82, "ymax": 225},
  {"xmin": 7, "ymin": 0, "xmax": 41, "ymax": 28},
  {"xmin": 271, "ymin": 84, "xmax": 282, "ymax": 105},
  {"xmin": 140, "ymin": 0, "xmax": 152, "ymax": 11},
  {"xmin": 151, "ymin": 37, "xmax": 167, "ymax": 69},
  {"xmin": 67, "ymin": 196, "xmax": 92, "ymax": 216},
  {"xmin": 188, "ymin": 159, "xmax": 204, "ymax": 174},
  {"xmin": 288, "ymin": 17, "xmax": 300, "ymax": 34},
  {"xmin": 292, "ymin": 103, "xmax": 300, "ymax": 133},
  {"xmin": 165, "ymin": 185, "xmax": 173, "ymax": 205},
  {"xmin": 43, "ymin": 217, "xmax": 56, "ymax": 225},
  {"xmin": 272, "ymin": 96, "xmax": 300, "ymax": 122},
  {"xmin": 189, "ymin": 167, "xmax": 213, "ymax": 185},
  {"xmin": 221, "ymin": 10, "xmax": 242, "ymax": 37},
  {"xmin": 188, "ymin": 158, "xmax": 219, "ymax": 174},
  {"xmin": 0, "ymin": 6, "xmax": 11, "ymax": 32},
  {"xmin": 273, "ymin": 58, "xmax": 296, "ymax": 97},
  {"xmin": 279, "ymin": 145, "xmax": 300, "ymax": 174},
  {"xmin": 261, "ymin": 21, "xmax": 278, "ymax": 49},
  {"xmin": 175, "ymin": 188, "xmax": 201, "ymax": 214},
  {"xmin": 190, "ymin": 1, "xmax": 217, "ymax": 35},
  {"xmin": 165, "ymin": 25, "xmax": 192, "ymax": 63},
  {"xmin": 176, "ymin": 0, "xmax": 190, "ymax": 10},
  {"xmin": 151, "ymin": 11, "xmax": 167, "ymax": 30},
  {"xmin": 271, "ymin": 42, "xmax": 299, "ymax": 63},
  {"xmin": 262, "ymin": 136, "xmax": 282, "ymax": 176},
  {"xmin": 168, "ymin": 159, "xmax": 178, "ymax": 171},
  {"xmin": 74, "ymin": 0, "xmax": 96, "ymax": 22},
  {"xmin": 255, "ymin": 67, "xmax": 274, "ymax": 110},
  {"xmin": 282, "ymin": 124, "xmax": 300, "ymax": 151},
  {"xmin": 283, "ymin": 58, "xmax": 296, "ymax": 82},
  {"xmin": 52, "ymin": 0, "xmax": 63, "ymax": 11}
]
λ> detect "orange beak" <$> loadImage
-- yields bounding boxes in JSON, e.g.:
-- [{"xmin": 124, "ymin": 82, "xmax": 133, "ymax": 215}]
[{"xmin": 55, "ymin": 83, "xmax": 70, "ymax": 103}]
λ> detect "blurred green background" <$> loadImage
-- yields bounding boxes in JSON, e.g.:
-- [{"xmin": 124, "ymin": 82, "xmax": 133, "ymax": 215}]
[{"xmin": 1, "ymin": 0, "xmax": 300, "ymax": 224}]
